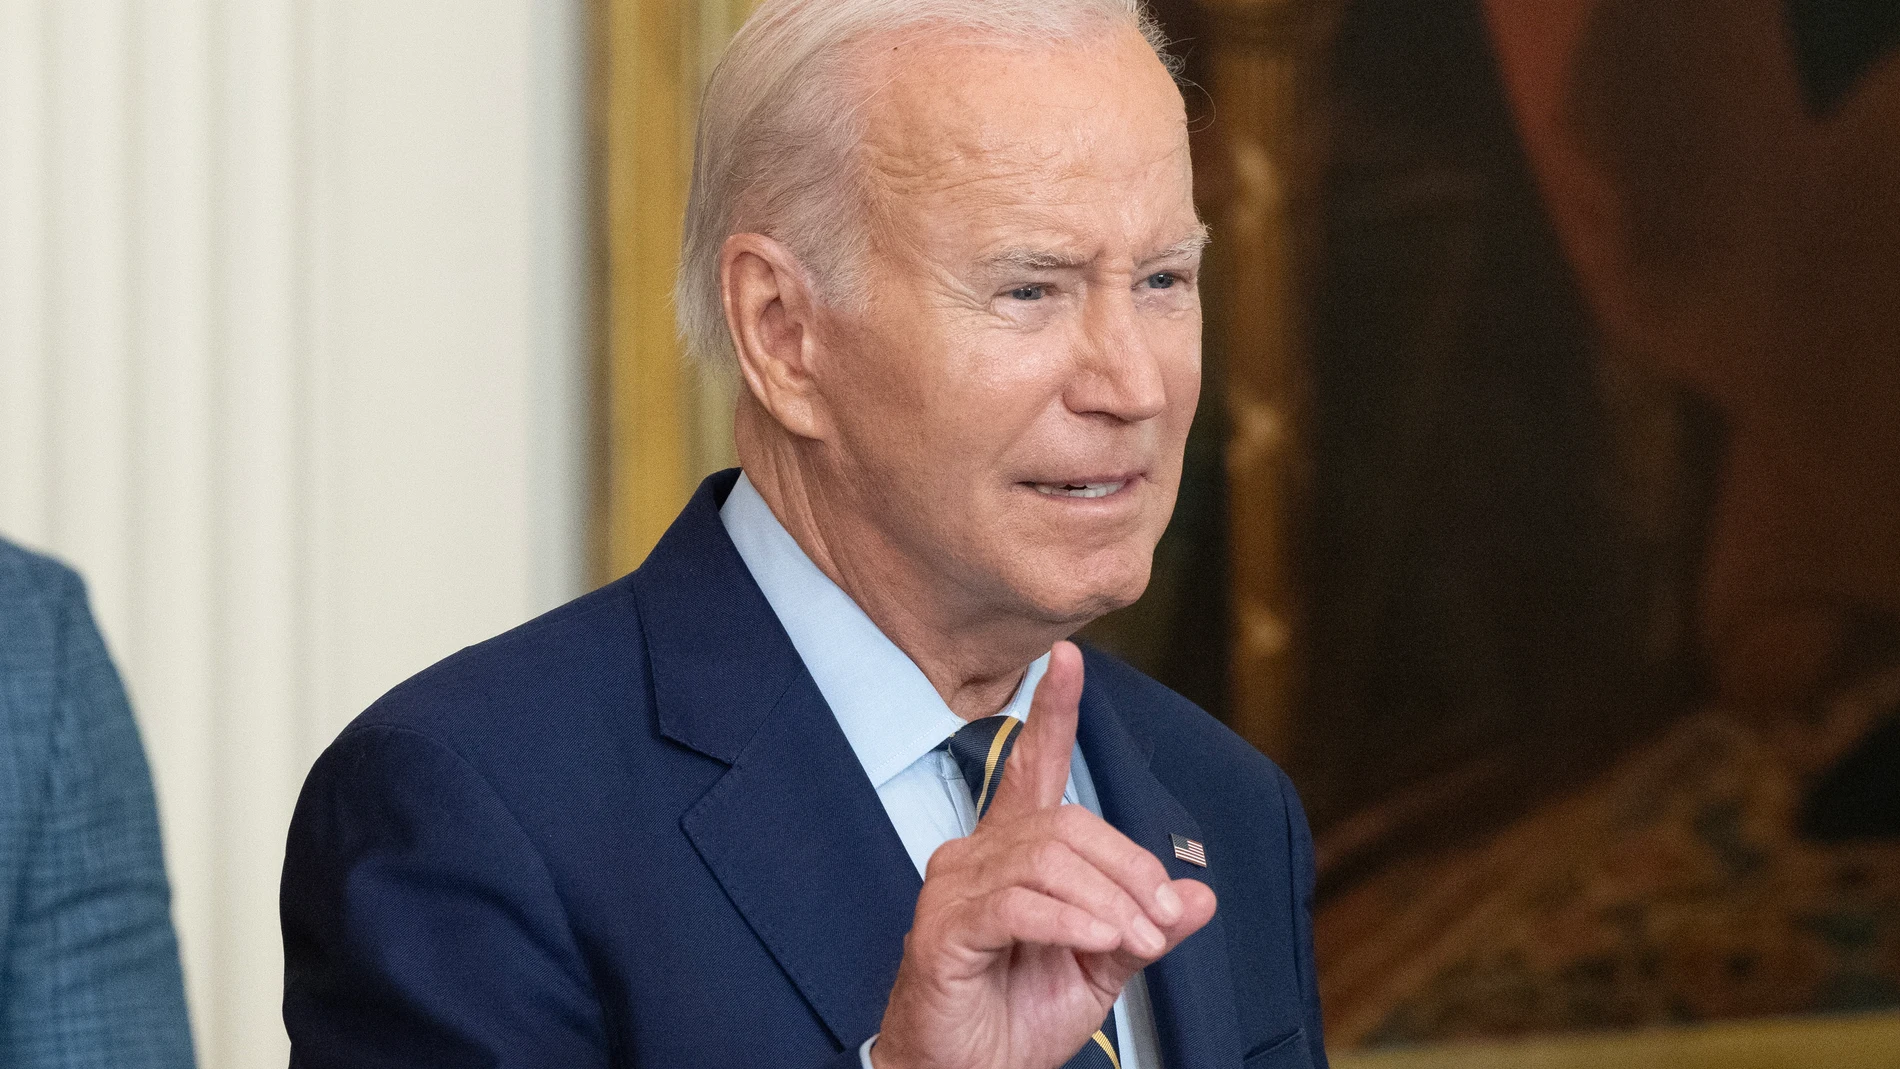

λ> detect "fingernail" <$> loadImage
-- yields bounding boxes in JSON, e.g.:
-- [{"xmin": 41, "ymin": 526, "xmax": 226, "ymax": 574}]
[
  {"xmin": 1133, "ymin": 916, "xmax": 1164, "ymax": 954},
  {"xmin": 1154, "ymin": 883, "xmax": 1182, "ymax": 923}
]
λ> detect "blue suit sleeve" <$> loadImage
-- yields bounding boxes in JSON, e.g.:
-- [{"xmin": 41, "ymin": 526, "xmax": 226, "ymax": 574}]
[
  {"xmin": 1277, "ymin": 768, "xmax": 1328, "ymax": 1069},
  {"xmin": 282, "ymin": 723, "xmax": 612, "ymax": 1068},
  {"xmin": 283, "ymin": 721, "xmax": 900, "ymax": 1069},
  {"xmin": 3, "ymin": 572, "xmax": 196, "ymax": 1069}
]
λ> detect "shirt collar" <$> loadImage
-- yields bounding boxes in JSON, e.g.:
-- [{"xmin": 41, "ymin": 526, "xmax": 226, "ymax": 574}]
[{"xmin": 720, "ymin": 471, "xmax": 1050, "ymax": 788}]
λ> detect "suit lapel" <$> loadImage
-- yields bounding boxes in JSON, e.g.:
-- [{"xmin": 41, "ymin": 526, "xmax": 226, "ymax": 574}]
[
  {"xmin": 634, "ymin": 470, "xmax": 922, "ymax": 1049},
  {"xmin": 1077, "ymin": 654, "xmax": 1244, "ymax": 1069},
  {"xmin": 678, "ymin": 673, "xmax": 923, "ymax": 1048}
]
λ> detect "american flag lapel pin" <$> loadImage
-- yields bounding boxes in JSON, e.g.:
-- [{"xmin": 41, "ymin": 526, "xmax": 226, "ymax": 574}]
[{"xmin": 1170, "ymin": 833, "xmax": 1207, "ymax": 868}]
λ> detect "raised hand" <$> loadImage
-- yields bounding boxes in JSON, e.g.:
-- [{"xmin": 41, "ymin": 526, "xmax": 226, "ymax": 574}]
[{"xmin": 871, "ymin": 642, "xmax": 1218, "ymax": 1069}]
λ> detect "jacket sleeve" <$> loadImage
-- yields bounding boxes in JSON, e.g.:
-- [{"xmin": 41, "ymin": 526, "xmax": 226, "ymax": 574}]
[
  {"xmin": 1277, "ymin": 767, "xmax": 1329, "ymax": 1069},
  {"xmin": 282, "ymin": 722, "xmax": 612, "ymax": 1068},
  {"xmin": 282, "ymin": 721, "xmax": 882, "ymax": 1069},
  {"xmin": 3, "ymin": 571, "xmax": 196, "ymax": 1069}
]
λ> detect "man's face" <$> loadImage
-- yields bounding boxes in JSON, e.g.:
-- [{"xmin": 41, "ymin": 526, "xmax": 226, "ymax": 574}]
[{"xmin": 805, "ymin": 26, "xmax": 1203, "ymax": 630}]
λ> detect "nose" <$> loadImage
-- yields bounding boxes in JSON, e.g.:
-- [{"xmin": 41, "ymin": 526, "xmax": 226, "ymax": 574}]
[{"xmin": 1063, "ymin": 284, "xmax": 1169, "ymax": 423}]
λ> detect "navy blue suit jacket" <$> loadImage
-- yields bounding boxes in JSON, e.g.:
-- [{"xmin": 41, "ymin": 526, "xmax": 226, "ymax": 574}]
[{"xmin": 282, "ymin": 471, "xmax": 1326, "ymax": 1069}]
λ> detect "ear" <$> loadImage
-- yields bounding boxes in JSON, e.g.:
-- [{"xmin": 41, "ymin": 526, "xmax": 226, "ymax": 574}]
[{"xmin": 720, "ymin": 232, "xmax": 833, "ymax": 440}]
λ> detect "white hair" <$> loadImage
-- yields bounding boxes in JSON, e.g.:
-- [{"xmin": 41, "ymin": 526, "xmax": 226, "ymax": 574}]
[{"xmin": 675, "ymin": 0, "xmax": 1176, "ymax": 367}]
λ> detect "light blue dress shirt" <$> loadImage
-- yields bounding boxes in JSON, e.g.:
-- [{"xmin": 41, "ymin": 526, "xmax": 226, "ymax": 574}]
[{"xmin": 721, "ymin": 473, "xmax": 1162, "ymax": 1069}]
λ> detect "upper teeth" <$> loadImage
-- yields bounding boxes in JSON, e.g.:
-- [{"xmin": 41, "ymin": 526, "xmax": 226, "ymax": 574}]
[{"xmin": 1034, "ymin": 482, "xmax": 1124, "ymax": 499}]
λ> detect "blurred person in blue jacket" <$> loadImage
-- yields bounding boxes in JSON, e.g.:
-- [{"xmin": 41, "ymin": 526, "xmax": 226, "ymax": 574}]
[{"xmin": 0, "ymin": 537, "xmax": 196, "ymax": 1068}]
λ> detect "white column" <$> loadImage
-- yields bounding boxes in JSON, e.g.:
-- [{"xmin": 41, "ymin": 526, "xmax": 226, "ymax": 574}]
[
  {"xmin": 44, "ymin": 0, "xmax": 136, "ymax": 644},
  {"xmin": 126, "ymin": 0, "xmax": 223, "ymax": 1057},
  {"xmin": 206, "ymin": 1, "xmax": 309, "ymax": 1062},
  {"xmin": 0, "ymin": 0, "xmax": 51, "ymax": 539}
]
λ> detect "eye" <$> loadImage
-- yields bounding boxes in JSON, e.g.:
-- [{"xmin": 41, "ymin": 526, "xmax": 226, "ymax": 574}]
[
  {"xmin": 1007, "ymin": 285, "xmax": 1047, "ymax": 302},
  {"xmin": 1144, "ymin": 272, "xmax": 1180, "ymax": 290}
]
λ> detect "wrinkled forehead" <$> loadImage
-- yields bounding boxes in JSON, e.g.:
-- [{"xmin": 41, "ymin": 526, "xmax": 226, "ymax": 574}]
[{"xmin": 853, "ymin": 25, "xmax": 1194, "ymax": 244}]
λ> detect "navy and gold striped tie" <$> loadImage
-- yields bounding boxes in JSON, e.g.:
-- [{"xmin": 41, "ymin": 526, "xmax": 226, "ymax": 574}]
[{"xmin": 944, "ymin": 715, "xmax": 1123, "ymax": 1069}]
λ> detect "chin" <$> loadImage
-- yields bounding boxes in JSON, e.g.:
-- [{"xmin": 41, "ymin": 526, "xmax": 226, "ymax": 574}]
[{"xmin": 1017, "ymin": 546, "xmax": 1154, "ymax": 626}]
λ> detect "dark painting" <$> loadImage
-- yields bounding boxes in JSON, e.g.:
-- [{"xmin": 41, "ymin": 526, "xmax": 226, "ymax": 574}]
[
  {"xmin": 1303, "ymin": 0, "xmax": 1900, "ymax": 1048},
  {"xmin": 1089, "ymin": 0, "xmax": 1900, "ymax": 1052}
]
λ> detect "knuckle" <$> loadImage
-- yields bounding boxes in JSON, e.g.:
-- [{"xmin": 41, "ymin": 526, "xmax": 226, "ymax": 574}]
[
  {"xmin": 1029, "ymin": 840, "xmax": 1070, "ymax": 878},
  {"xmin": 1130, "ymin": 851, "xmax": 1169, "ymax": 886},
  {"xmin": 1106, "ymin": 883, "xmax": 1143, "ymax": 917},
  {"xmin": 1053, "ymin": 804, "xmax": 1091, "ymax": 836},
  {"xmin": 994, "ymin": 886, "xmax": 1035, "ymax": 925},
  {"xmin": 925, "ymin": 839, "xmax": 967, "ymax": 878}
]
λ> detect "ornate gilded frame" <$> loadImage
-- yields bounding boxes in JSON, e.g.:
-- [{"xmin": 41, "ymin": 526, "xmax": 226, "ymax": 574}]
[
  {"xmin": 1330, "ymin": 1011, "xmax": 1900, "ymax": 1069},
  {"xmin": 593, "ymin": 0, "xmax": 752, "ymax": 582}
]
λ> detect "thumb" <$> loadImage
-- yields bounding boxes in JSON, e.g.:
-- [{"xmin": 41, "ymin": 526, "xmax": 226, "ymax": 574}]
[{"xmin": 984, "ymin": 641, "xmax": 1084, "ymax": 821}]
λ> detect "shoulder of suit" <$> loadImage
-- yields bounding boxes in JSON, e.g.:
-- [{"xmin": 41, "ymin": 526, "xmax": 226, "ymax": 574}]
[
  {"xmin": 0, "ymin": 537, "xmax": 88, "ymax": 665},
  {"xmin": 0, "ymin": 536, "xmax": 83, "ymax": 607},
  {"xmin": 1077, "ymin": 642, "xmax": 1287, "ymax": 786},
  {"xmin": 343, "ymin": 570, "xmax": 649, "ymax": 743}
]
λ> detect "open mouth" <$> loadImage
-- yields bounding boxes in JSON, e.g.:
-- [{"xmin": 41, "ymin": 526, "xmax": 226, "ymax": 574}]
[{"xmin": 1030, "ymin": 481, "xmax": 1128, "ymax": 499}]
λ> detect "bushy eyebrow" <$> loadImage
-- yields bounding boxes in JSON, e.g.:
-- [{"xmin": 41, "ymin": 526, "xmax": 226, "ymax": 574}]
[
  {"xmin": 975, "ymin": 226, "xmax": 1212, "ymax": 275},
  {"xmin": 1139, "ymin": 226, "xmax": 1212, "ymax": 267},
  {"xmin": 977, "ymin": 248, "xmax": 1091, "ymax": 273}
]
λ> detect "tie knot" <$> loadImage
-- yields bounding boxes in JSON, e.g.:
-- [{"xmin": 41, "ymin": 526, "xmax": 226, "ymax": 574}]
[{"xmin": 944, "ymin": 714, "xmax": 1023, "ymax": 819}]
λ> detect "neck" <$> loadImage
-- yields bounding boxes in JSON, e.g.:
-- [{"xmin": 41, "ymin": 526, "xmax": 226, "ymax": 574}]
[{"xmin": 735, "ymin": 401, "xmax": 1062, "ymax": 721}]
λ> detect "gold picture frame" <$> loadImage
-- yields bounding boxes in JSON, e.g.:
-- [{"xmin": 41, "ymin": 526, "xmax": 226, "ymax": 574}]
[
  {"xmin": 593, "ymin": 0, "xmax": 753, "ymax": 582},
  {"xmin": 1331, "ymin": 1011, "xmax": 1900, "ymax": 1069}
]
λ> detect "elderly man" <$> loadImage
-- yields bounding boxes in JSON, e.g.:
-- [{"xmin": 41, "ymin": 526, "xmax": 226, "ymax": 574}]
[{"xmin": 281, "ymin": 2, "xmax": 1325, "ymax": 1067}]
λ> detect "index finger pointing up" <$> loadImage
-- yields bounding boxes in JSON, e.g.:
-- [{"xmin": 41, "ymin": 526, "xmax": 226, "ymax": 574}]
[{"xmin": 984, "ymin": 641, "xmax": 1085, "ymax": 821}]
